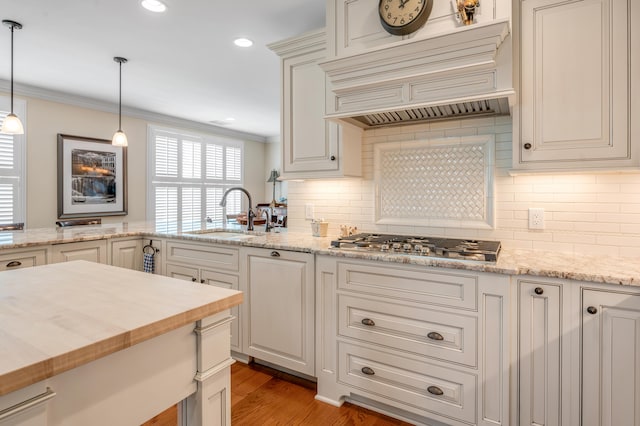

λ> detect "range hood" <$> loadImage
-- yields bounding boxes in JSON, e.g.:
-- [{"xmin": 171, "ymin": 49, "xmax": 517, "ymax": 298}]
[{"xmin": 319, "ymin": 19, "xmax": 514, "ymax": 129}]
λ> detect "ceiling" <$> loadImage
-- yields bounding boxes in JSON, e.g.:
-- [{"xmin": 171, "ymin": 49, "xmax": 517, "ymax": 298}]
[{"xmin": 0, "ymin": 0, "xmax": 326, "ymax": 140}]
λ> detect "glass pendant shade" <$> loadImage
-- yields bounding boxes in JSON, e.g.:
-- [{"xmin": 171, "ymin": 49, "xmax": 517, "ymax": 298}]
[
  {"xmin": 1, "ymin": 113, "xmax": 24, "ymax": 134},
  {"xmin": 112, "ymin": 130, "xmax": 128, "ymax": 147}
]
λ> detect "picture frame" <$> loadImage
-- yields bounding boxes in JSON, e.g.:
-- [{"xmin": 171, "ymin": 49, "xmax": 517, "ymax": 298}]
[{"xmin": 57, "ymin": 134, "xmax": 127, "ymax": 219}]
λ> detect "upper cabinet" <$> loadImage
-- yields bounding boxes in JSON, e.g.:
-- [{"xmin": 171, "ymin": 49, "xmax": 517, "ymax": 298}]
[
  {"xmin": 269, "ymin": 30, "xmax": 362, "ymax": 180},
  {"xmin": 514, "ymin": 0, "xmax": 638, "ymax": 171},
  {"xmin": 325, "ymin": 0, "xmax": 512, "ymax": 59}
]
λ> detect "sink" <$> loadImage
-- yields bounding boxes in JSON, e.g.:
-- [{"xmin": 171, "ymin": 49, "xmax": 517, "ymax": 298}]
[{"xmin": 182, "ymin": 229, "xmax": 261, "ymax": 239}]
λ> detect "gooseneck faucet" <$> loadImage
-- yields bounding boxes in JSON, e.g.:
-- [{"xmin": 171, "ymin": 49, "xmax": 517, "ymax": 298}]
[{"xmin": 220, "ymin": 187, "xmax": 254, "ymax": 231}]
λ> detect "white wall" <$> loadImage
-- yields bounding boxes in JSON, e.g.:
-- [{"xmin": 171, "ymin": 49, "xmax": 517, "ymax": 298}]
[
  {"xmin": 286, "ymin": 116, "xmax": 640, "ymax": 257},
  {"xmin": 17, "ymin": 94, "xmax": 266, "ymax": 228}
]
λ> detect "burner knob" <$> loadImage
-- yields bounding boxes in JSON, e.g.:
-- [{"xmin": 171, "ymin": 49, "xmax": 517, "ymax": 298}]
[
  {"xmin": 392, "ymin": 243, "xmax": 401, "ymax": 250},
  {"xmin": 403, "ymin": 243, "xmax": 412, "ymax": 251},
  {"xmin": 380, "ymin": 244, "xmax": 390, "ymax": 251}
]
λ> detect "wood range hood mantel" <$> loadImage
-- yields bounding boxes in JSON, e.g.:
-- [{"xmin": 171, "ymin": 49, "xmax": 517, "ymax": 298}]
[{"xmin": 319, "ymin": 19, "xmax": 515, "ymax": 129}]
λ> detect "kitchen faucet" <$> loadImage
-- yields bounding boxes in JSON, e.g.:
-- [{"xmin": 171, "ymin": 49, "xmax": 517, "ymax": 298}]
[
  {"xmin": 220, "ymin": 187, "xmax": 255, "ymax": 231},
  {"xmin": 261, "ymin": 208, "xmax": 273, "ymax": 233}
]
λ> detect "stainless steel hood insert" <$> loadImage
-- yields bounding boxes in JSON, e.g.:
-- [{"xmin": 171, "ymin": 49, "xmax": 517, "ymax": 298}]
[{"xmin": 320, "ymin": 19, "xmax": 514, "ymax": 128}]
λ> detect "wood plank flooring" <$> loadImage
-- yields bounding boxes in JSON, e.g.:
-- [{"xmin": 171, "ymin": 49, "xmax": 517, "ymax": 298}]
[
  {"xmin": 141, "ymin": 361, "xmax": 411, "ymax": 425},
  {"xmin": 231, "ymin": 361, "xmax": 411, "ymax": 425}
]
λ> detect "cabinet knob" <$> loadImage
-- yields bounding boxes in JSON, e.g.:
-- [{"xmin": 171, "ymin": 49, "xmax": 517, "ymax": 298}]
[
  {"xmin": 270, "ymin": 251, "xmax": 280, "ymax": 257},
  {"xmin": 200, "ymin": 279, "xmax": 205, "ymax": 284},
  {"xmin": 427, "ymin": 386, "xmax": 444, "ymax": 396},
  {"xmin": 587, "ymin": 306, "xmax": 598, "ymax": 315},
  {"xmin": 534, "ymin": 287, "xmax": 544, "ymax": 295},
  {"xmin": 361, "ymin": 367, "xmax": 375, "ymax": 376},
  {"xmin": 330, "ymin": 155, "xmax": 336, "ymax": 161},
  {"xmin": 191, "ymin": 277, "xmax": 197, "ymax": 282},
  {"xmin": 524, "ymin": 143, "xmax": 532, "ymax": 150},
  {"xmin": 361, "ymin": 318, "xmax": 375, "ymax": 327},
  {"xmin": 6, "ymin": 260, "xmax": 22, "ymax": 268},
  {"xmin": 427, "ymin": 332, "xmax": 444, "ymax": 341}
]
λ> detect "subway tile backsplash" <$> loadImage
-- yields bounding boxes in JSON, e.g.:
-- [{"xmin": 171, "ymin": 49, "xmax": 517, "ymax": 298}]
[{"xmin": 286, "ymin": 117, "xmax": 640, "ymax": 257}]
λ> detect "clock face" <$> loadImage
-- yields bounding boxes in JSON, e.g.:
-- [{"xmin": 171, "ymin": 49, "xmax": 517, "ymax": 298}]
[{"xmin": 378, "ymin": 0, "xmax": 433, "ymax": 36}]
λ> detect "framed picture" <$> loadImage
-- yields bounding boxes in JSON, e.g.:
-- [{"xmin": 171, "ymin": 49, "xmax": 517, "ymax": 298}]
[{"xmin": 57, "ymin": 134, "xmax": 127, "ymax": 218}]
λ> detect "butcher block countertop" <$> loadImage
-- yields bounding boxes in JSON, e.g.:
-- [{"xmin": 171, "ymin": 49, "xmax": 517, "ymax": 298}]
[
  {"xmin": 0, "ymin": 222, "xmax": 639, "ymax": 286},
  {"xmin": 0, "ymin": 260, "xmax": 243, "ymax": 397}
]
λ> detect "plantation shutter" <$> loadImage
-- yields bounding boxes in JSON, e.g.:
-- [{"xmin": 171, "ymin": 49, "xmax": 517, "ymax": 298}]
[{"xmin": 0, "ymin": 107, "xmax": 25, "ymax": 228}]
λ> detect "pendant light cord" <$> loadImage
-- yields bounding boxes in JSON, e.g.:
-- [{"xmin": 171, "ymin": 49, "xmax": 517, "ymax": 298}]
[
  {"xmin": 9, "ymin": 24, "xmax": 14, "ymax": 114},
  {"xmin": 118, "ymin": 61, "xmax": 122, "ymax": 131}
]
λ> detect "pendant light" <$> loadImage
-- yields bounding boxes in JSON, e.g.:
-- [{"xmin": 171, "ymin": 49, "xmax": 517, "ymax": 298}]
[
  {"xmin": 1, "ymin": 20, "xmax": 24, "ymax": 135},
  {"xmin": 112, "ymin": 56, "xmax": 128, "ymax": 146}
]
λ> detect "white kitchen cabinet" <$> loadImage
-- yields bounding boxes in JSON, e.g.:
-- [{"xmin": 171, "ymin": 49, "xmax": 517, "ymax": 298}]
[
  {"xmin": 109, "ymin": 237, "xmax": 142, "ymax": 271},
  {"xmin": 241, "ymin": 247, "xmax": 315, "ymax": 376},
  {"xmin": 514, "ymin": 0, "xmax": 638, "ymax": 171},
  {"xmin": 517, "ymin": 278, "xmax": 571, "ymax": 426},
  {"xmin": 269, "ymin": 30, "xmax": 362, "ymax": 180},
  {"xmin": 50, "ymin": 240, "xmax": 107, "ymax": 264},
  {"xmin": 316, "ymin": 256, "xmax": 510, "ymax": 425},
  {"xmin": 582, "ymin": 287, "xmax": 640, "ymax": 426},
  {"xmin": 164, "ymin": 240, "xmax": 242, "ymax": 353},
  {"xmin": 0, "ymin": 247, "xmax": 48, "ymax": 271}
]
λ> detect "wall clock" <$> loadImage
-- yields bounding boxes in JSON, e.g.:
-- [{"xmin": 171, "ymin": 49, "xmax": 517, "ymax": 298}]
[{"xmin": 378, "ymin": 0, "xmax": 434, "ymax": 36}]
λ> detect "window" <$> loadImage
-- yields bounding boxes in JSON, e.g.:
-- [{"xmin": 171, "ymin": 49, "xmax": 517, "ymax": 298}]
[
  {"xmin": 0, "ymin": 97, "xmax": 26, "ymax": 231},
  {"xmin": 147, "ymin": 125, "xmax": 243, "ymax": 232}
]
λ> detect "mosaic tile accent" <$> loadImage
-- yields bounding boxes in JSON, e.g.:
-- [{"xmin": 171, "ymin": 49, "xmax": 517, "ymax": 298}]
[{"xmin": 374, "ymin": 135, "xmax": 495, "ymax": 228}]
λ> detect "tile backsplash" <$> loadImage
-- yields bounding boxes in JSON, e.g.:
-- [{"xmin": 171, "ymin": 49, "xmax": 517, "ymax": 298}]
[{"xmin": 285, "ymin": 116, "xmax": 640, "ymax": 257}]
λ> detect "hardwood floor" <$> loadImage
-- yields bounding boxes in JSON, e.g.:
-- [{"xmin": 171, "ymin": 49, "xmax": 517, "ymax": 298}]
[
  {"xmin": 232, "ymin": 361, "xmax": 411, "ymax": 425},
  {"xmin": 142, "ymin": 361, "xmax": 411, "ymax": 425}
]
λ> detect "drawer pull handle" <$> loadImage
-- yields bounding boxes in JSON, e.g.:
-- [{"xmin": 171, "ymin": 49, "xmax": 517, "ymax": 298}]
[
  {"xmin": 361, "ymin": 367, "xmax": 375, "ymax": 376},
  {"xmin": 191, "ymin": 277, "xmax": 197, "ymax": 282},
  {"xmin": 427, "ymin": 332, "xmax": 444, "ymax": 341},
  {"xmin": 361, "ymin": 318, "xmax": 375, "ymax": 327},
  {"xmin": 6, "ymin": 260, "xmax": 22, "ymax": 268},
  {"xmin": 427, "ymin": 386, "xmax": 444, "ymax": 396},
  {"xmin": 270, "ymin": 251, "xmax": 280, "ymax": 257},
  {"xmin": 534, "ymin": 287, "xmax": 544, "ymax": 295},
  {"xmin": 0, "ymin": 387, "xmax": 56, "ymax": 421},
  {"xmin": 587, "ymin": 306, "xmax": 598, "ymax": 315}
]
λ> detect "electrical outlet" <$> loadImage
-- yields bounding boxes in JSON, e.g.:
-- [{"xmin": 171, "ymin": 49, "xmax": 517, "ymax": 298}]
[
  {"xmin": 528, "ymin": 208, "xmax": 545, "ymax": 230},
  {"xmin": 305, "ymin": 204, "xmax": 314, "ymax": 220}
]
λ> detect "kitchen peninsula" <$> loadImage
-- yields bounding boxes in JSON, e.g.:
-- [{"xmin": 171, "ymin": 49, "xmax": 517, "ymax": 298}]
[{"xmin": 0, "ymin": 260, "xmax": 242, "ymax": 426}]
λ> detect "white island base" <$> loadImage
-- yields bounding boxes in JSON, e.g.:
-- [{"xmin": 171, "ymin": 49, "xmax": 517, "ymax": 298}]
[{"xmin": 0, "ymin": 261, "xmax": 242, "ymax": 426}]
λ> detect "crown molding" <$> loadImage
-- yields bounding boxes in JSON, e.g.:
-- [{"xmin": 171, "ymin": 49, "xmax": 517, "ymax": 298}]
[{"xmin": 0, "ymin": 79, "xmax": 267, "ymax": 143}]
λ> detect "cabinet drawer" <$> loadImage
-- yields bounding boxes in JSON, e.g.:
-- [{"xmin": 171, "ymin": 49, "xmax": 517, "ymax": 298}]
[
  {"xmin": 337, "ymin": 261, "xmax": 477, "ymax": 310},
  {"xmin": 0, "ymin": 248, "xmax": 47, "ymax": 271},
  {"xmin": 166, "ymin": 241, "xmax": 238, "ymax": 271},
  {"xmin": 338, "ymin": 295, "xmax": 477, "ymax": 367},
  {"xmin": 338, "ymin": 342, "xmax": 477, "ymax": 424}
]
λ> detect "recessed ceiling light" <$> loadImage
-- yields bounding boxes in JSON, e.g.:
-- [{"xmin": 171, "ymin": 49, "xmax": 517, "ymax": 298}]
[
  {"xmin": 224, "ymin": 117, "xmax": 235, "ymax": 122},
  {"xmin": 234, "ymin": 38, "xmax": 253, "ymax": 48},
  {"xmin": 141, "ymin": 0, "xmax": 167, "ymax": 13}
]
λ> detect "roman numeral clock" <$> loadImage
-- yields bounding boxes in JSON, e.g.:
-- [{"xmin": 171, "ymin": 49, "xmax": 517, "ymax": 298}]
[{"xmin": 378, "ymin": 0, "xmax": 434, "ymax": 35}]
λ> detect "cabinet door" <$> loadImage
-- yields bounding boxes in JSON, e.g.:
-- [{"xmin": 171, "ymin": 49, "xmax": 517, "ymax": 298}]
[
  {"xmin": 243, "ymin": 248, "xmax": 315, "ymax": 376},
  {"xmin": 165, "ymin": 263, "xmax": 199, "ymax": 283},
  {"xmin": 110, "ymin": 238, "xmax": 142, "ymax": 271},
  {"xmin": 282, "ymin": 45, "xmax": 340, "ymax": 175},
  {"xmin": 51, "ymin": 240, "xmax": 107, "ymax": 264},
  {"xmin": 517, "ymin": 0, "xmax": 633, "ymax": 169},
  {"xmin": 201, "ymin": 269, "xmax": 241, "ymax": 353},
  {"xmin": 582, "ymin": 288, "xmax": 640, "ymax": 426},
  {"xmin": 518, "ymin": 280, "xmax": 562, "ymax": 426}
]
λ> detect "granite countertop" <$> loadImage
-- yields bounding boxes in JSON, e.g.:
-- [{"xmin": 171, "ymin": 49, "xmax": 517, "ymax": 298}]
[
  {"xmin": 0, "ymin": 260, "xmax": 242, "ymax": 396},
  {"xmin": 0, "ymin": 222, "xmax": 638, "ymax": 287}
]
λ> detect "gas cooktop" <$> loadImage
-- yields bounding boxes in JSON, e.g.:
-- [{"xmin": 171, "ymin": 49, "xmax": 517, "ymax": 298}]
[{"xmin": 329, "ymin": 233, "xmax": 501, "ymax": 262}]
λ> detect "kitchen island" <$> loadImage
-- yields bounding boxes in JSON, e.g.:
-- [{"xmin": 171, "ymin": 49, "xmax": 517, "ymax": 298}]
[{"xmin": 0, "ymin": 260, "xmax": 242, "ymax": 426}]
